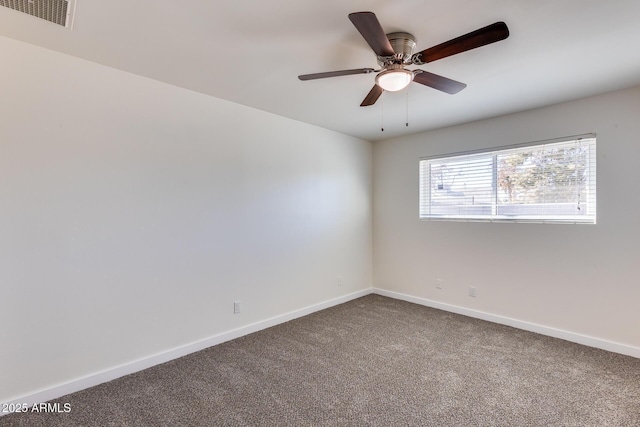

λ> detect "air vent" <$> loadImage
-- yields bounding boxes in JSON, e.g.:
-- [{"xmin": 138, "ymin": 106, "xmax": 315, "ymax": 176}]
[{"xmin": 0, "ymin": 0, "xmax": 75, "ymax": 28}]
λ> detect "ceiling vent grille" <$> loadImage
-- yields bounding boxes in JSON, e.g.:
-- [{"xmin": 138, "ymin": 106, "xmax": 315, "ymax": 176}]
[{"xmin": 0, "ymin": 0, "xmax": 74, "ymax": 28}]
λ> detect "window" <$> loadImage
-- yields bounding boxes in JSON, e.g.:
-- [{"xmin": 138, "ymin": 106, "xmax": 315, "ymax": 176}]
[{"xmin": 419, "ymin": 135, "xmax": 596, "ymax": 223}]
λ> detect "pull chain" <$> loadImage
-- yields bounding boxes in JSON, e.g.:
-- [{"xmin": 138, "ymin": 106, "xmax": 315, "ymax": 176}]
[
  {"xmin": 406, "ymin": 92, "xmax": 409, "ymax": 127},
  {"xmin": 378, "ymin": 93, "xmax": 409, "ymax": 132}
]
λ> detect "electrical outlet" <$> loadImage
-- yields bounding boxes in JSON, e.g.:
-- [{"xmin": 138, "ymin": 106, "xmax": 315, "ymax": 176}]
[
  {"xmin": 436, "ymin": 278, "xmax": 443, "ymax": 289},
  {"xmin": 468, "ymin": 287, "xmax": 476, "ymax": 298},
  {"xmin": 234, "ymin": 301, "xmax": 241, "ymax": 314},
  {"xmin": 337, "ymin": 276, "xmax": 344, "ymax": 287}
]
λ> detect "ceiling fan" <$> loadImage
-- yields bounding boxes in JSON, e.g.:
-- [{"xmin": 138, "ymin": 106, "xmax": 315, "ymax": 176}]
[{"xmin": 298, "ymin": 12, "xmax": 509, "ymax": 106}]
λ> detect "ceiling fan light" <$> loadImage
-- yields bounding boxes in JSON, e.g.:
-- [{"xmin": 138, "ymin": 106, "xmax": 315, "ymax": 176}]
[{"xmin": 376, "ymin": 69, "xmax": 413, "ymax": 92}]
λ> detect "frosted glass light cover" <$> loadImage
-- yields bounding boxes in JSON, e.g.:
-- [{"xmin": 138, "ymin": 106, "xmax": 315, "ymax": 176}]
[{"xmin": 376, "ymin": 69, "xmax": 413, "ymax": 92}]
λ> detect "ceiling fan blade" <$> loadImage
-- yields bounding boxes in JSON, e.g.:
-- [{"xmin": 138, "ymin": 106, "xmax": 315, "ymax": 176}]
[
  {"xmin": 360, "ymin": 84, "xmax": 384, "ymax": 107},
  {"xmin": 413, "ymin": 71, "xmax": 467, "ymax": 94},
  {"xmin": 298, "ymin": 68, "xmax": 375, "ymax": 81},
  {"xmin": 414, "ymin": 21, "xmax": 509, "ymax": 64},
  {"xmin": 348, "ymin": 12, "xmax": 396, "ymax": 57}
]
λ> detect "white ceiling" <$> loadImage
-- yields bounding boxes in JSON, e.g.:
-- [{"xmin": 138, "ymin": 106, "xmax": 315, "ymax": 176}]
[{"xmin": 1, "ymin": 0, "xmax": 640, "ymax": 141}]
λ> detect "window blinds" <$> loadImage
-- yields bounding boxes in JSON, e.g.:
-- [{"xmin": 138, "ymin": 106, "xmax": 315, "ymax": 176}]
[{"xmin": 419, "ymin": 136, "xmax": 596, "ymax": 224}]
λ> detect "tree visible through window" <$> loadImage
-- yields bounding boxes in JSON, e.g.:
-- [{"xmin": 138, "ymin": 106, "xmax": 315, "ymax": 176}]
[{"xmin": 419, "ymin": 136, "xmax": 596, "ymax": 223}]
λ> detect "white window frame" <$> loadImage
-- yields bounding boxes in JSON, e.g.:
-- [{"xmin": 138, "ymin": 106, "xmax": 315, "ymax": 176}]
[{"xmin": 419, "ymin": 134, "xmax": 596, "ymax": 224}]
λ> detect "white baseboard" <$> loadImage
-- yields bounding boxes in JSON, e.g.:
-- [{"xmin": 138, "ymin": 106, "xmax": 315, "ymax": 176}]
[
  {"xmin": 372, "ymin": 288, "xmax": 640, "ymax": 359},
  {"xmin": 1, "ymin": 289, "xmax": 370, "ymax": 415}
]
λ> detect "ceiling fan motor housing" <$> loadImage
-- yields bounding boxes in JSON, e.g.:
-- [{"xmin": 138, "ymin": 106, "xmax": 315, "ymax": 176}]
[{"xmin": 378, "ymin": 32, "xmax": 416, "ymax": 65}]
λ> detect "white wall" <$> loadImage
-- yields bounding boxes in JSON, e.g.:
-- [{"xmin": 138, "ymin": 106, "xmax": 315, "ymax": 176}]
[
  {"xmin": 0, "ymin": 36, "xmax": 372, "ymax": 403},
  {"xmin": 374, "ymin": 86, "xmax": 640, "ymax": 351}
]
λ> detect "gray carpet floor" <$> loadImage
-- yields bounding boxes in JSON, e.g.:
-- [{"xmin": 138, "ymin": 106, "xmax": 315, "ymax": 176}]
[{"xmin": 2, "ymin": 294, "xmax": 639, "ymax": 426}]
